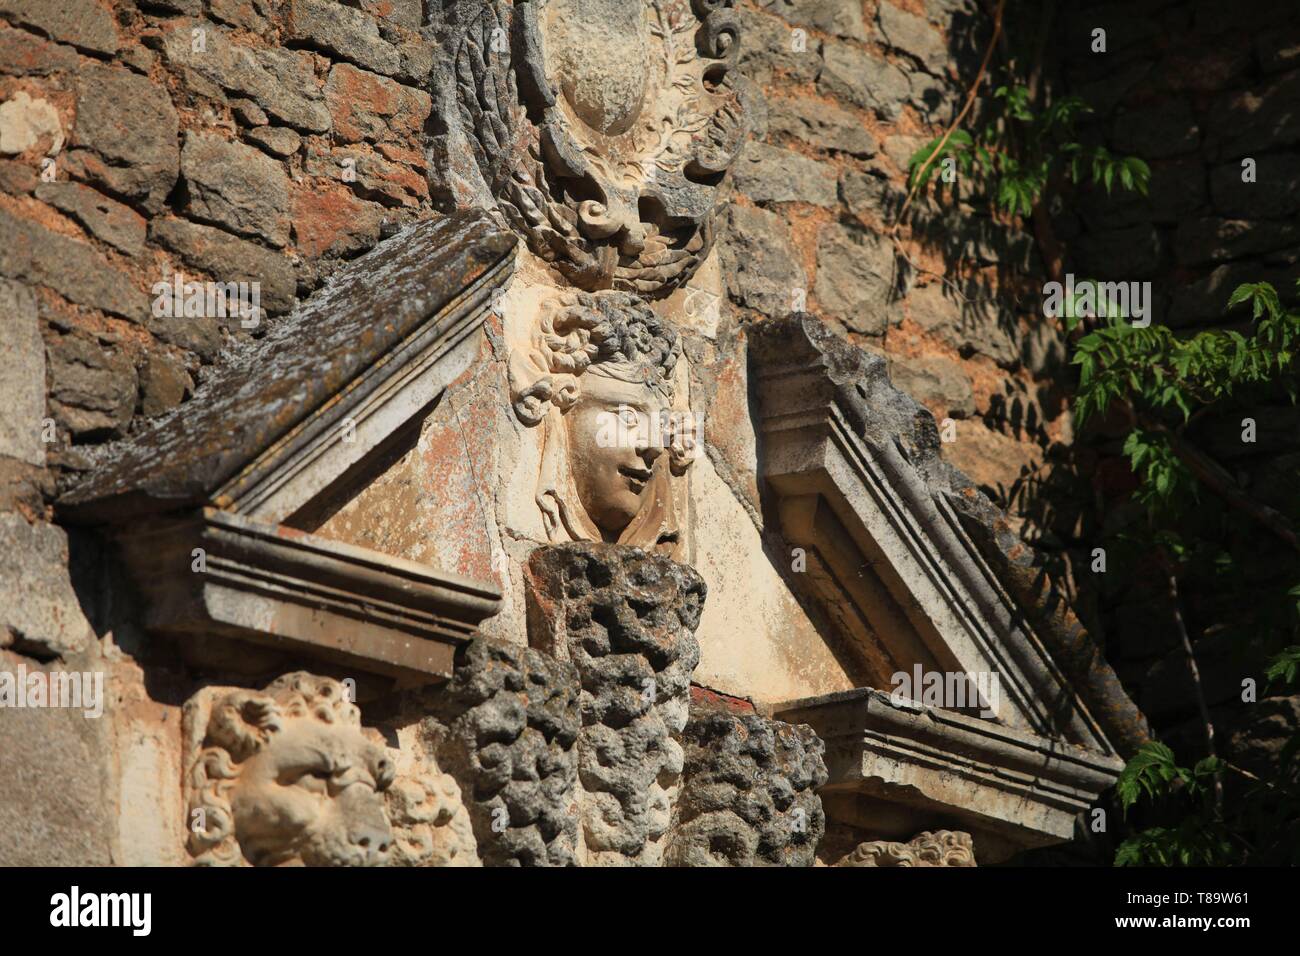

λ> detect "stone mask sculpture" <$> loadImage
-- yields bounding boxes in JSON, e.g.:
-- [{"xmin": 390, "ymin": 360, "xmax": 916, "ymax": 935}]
[
  {"xmin": 443, "ymin": 0, "xmax": 748, "ymax": 295},
  {"xmin": 183, "ymin": 673, "xmax": 396, "ymax": 866},
  {"xmin": 509, "ymin": 290, "xmax": 696, "ymax": 559}
]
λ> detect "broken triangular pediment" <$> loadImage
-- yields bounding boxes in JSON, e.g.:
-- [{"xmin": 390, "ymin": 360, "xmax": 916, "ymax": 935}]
[
  {"xmin": 57, "ymin": 211, "xmax": 517, "ymax": 684},
  {"xmin": 747, "ymin": 315, "xmax": 1142, "ymax": 857}
]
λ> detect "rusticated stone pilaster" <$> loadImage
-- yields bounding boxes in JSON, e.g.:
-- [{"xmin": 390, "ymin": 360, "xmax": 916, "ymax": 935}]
[
  {"xmin": 667, "ymin": 709, "xmax": 829, "ymax": 867},
  {"xmin": 419, "ymin": 637, "xmax": 582, "ymax": 866},
  {"xmin": 525, "ymin": 542, "xmax": 705, "ymax": 866}
]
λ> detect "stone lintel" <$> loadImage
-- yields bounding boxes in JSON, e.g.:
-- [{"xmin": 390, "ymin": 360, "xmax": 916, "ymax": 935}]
[
  {"xmin": 774, "ymin": 688, "xmax": 1125, "ymax": 861},
  {"xmin": 116, "ymin": 508, "xmax": 501, "ymax": 683}
]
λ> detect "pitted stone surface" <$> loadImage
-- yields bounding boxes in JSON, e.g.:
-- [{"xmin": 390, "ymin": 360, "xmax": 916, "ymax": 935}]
[
  {"xmin": 526, "ymin": 543, "xmax": 704, "ymax": 865},
  {"xmin": 419, "ymin": 637, "xmax": 582, "ymax": 867},
  {"xmin": 667, "ymin": 708, "xmax": 828, "ymax": 867}
]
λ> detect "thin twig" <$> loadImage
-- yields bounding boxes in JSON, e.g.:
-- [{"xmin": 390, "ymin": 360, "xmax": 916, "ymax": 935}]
[
  {"xmin": 1164, "ymin": 559, "xmax": 1223, "ymax": 812},
  {"xmin": 890, "ymin": 0, "xmax": 1006, "ymax": 236}
]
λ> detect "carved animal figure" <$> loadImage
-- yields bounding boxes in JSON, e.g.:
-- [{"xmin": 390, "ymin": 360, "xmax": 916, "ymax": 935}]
[{"xmin": 183, "ymin": 673, "xmax": 396, "ymax": 866}]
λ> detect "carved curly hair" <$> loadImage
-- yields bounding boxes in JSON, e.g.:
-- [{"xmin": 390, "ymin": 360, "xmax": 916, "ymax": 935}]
[
  {"xmin": 183, "ymin": 673, "xmax": 363, "ymax": 866},
  {"xmin": 511, "ymin": 291, "xmax": 682, "ymax": 426}
]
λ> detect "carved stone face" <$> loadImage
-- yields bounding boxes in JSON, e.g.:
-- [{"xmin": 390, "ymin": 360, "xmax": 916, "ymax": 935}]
[
  {"xmin": 229, "ymin": 716, "xmax": 396, "ymax": 867},
  {"xmin": 564, "ymin": 374, "xmax": 666, "ymax": 535},
  {"xmin": 185, "ymin": 674, "xmax": 399, "ymax": 867}
]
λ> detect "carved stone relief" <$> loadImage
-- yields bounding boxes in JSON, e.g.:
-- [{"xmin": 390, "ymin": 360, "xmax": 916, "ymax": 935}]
[
  {"xmin": 417, "ymin": 637, "xmax": 583, "ymax": 866},
  {"xmin": 835, "ymin": 830, "xmax": 977, "ymax": 867},
  {"xmin": 508, "ymin": 289, "xmax": 697, "ymax": 561},
  {"xmin": 445, "ymin": 0, "xmax": 749, "ymax": 295},
  {"xmin": 667, "ymin": 708, "xmax": 829, "ymax": 866},
  {"xmin": 526, "ymin": 542, "xmax": 704, "ymax": 865},
  {"xmin": 182, "ymin": 673, "xmax": 397, "ymax": 867}
]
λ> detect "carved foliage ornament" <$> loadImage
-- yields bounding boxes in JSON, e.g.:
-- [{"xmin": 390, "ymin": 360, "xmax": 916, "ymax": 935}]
[
  {"xmin": 451, "ymin": 0, "xmax": 748, "ymax": 295},
  {"xmin": 835, "ymin": 830, "xmax": 977, "ymax": 867}
]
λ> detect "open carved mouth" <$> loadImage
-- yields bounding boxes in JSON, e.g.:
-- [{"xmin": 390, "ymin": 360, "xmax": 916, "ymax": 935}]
[{"xmin": 619, "ymin": 464, "xmax": 654, "ymax": 491}]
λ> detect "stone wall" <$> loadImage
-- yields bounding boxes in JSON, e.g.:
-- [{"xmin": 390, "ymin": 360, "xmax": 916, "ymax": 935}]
[
  {"xmin": 722, "ymin": 0, "xmax": 1055, "ymax": 504},
  {"xmin": 1055, "ymin": 0, "xmax": 1300, "ymax": 779}
]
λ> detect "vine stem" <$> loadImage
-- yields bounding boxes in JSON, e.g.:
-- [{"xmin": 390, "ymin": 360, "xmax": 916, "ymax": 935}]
[
  {"xmin": 1162, "ymin": 561, "xmax": 1223, "ymax": 812},
  {"xmin": 888, "ymin": 0, "xmax": 1006, "ymax": 237}
]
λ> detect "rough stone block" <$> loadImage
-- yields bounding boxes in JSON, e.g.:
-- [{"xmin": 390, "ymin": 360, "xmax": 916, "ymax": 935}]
[
  {"xmin": 0, "ymin": 0, "xmax": 118, "ymax": 55},
  {"xmin": 814, "ymin": 222, "xmax": 895, "ymax": 335},
  {"xmin": 0, "ymin": 279, "xmax": 44, "ymax": 466},
  {"xmin": 818, "ymin": 41, "xmax": 910, "ymax": 120},
  {"xmin": 149, "ymin": 217, "xmax": 297, "ymax": 313},
  {"xmin": 0, "ymin": 516, "xmax": 93, "ymax": 658},
  {"xmin": 731, "ymin": 141, "xmax": 838, "ymax": 206},
  {"xmin": 36, "ymin": 181, "xmax": 146, "ymax": 257},
  {"xmin": 717, "ymin": 203, "xmax": 806, "ymax": 318},
  {"xmin": 181, "ymin": 132, "xmax": 291, "ymax": 247}
]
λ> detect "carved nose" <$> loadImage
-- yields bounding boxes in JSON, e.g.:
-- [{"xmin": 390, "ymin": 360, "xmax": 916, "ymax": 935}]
[{"xmin": 350, "ymin": 824, "xmax": 392, "ymax": 866}]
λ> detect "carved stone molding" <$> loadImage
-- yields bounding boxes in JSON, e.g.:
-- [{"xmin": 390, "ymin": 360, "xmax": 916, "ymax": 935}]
[
  {"xmin": 835, "ymin": 830, "xmax": 976, "ymax": 868},
  {"xmin": 667, "ymin": 707, "xmax": 829, "ymax": 867},
  {"xmin": 525, "ymin": 542, "xmax": 704, "ymax": 865},
  {"xmin": 774, "ymin": 688, "xmax": 1124, "ymax": 861},
  {"xmin": 508, "ymin": 290, "xmax": 697, "ymax": 560},
  {"xmin": 440, "ymin": 0, "xmax": 749, "ymax": 295},
  {"xmin": 183, "ymin": 673, "xmax": 396, "ymax": 867}
]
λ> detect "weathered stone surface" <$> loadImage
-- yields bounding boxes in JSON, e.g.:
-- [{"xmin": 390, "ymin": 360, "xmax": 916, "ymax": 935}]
[
  {"xmin": 208, "ymin": 0, "xmax": 272, "ymax": 33},
  {"xmin": 889, "ymin": 354, "xmax": 975, "ymax": 418},
  {"xmin": 0, "ymin": 207, "xmax": 148, "ymax": 321},
  {"xmin": 717, "ymin": 203, "xmax": 806, "ymax": 318},
  {"xmin": 1074, "ymin": 223, "xmax": 1162, "ymax": 278},
  {"xmin": 1149, "ymin": 158, "xmax": 1208, "ymax": 223},
  {"xmin": 285, "ymin": 0, "xmax": 401, "ymax": 77},
  {"xmin": 0, "ymin": 516, "xmax": 93, "ymax": 657},
  {"xmin": 181, "ymin": 132, "xmax": 290, "ymax": 247},
  {"xmin": 0, "ymin": 279, "xmax": 44, "ymax": 466},
  {"xmin": 306, "ymin": 143, "xmax": 428, "ymax": 208},
  {"xmin": 60, "ymin": 212, "xmax": 515, "ymax": 520},
  {"xmin": 877, "ymin": 2, "xmax": 947, "ymax": 73},
  {"xmin": 736, "ymin": 5, "xmax": 822, "ymax": 87},
  {"xmin": 814, "ymin": 222, "xmax": 895, "ymax": 335},
  {"xmin": 0, "ymin": 157, "xmax": 36, "ymax": 193},
  {"xmin": 1112, "ymin": 99, "xmax": 1200, "ymax": 159},
  {"xmin": 0, "ymin": 23, "xmax": 80, "ymax": 74},
  {"xmin": 184, "ymin": 673, "xmax": 397, "ymax": 866},
  {"xmin": 148, "ymin": 218, "xmax": 291, "ymax": 315},
  {"xmin": 138, "ymin": 351, "xmax": 193, "ymax": 418},
  {"xmin": 47, "ymin": 327, "xmax": 138, "ymax": 440},
  {"xmin": 836, "ymin": 829, "xmax": 977, "ymax": 866},
  {"xmin": 419, "ymin": 637, "xmax": 581, "ymax": 867},
  {"xmin": 1174, "ymin": 218, "xmax": 1300, "ymax": 267},
  {"xmin": 290, "ymin": 183, "xmax": 386, "ymax": 258},
  {"xmin": 70, "ymin": 63, "xmax": 179, "ymax": 214},
  {"xmin": 769, "ymin": 0, "xmax": 866, "ymax": 41},
  {"xmin": 1204, "ymin": 70, "xmax": 1300, "ymax": 159},
  {"xmin": 36, "ymin": 181, "xmax": 147, "ymax": 256},
  {"xmin": 0, "ymin": 0, "xmax": 117, "ymax": 55},
  {"xmin": 942, "ymin": 418, "xmax": 1040, "ymax": 494},
  {"xmin": 325, "ymin": 63, "xmax": 431, "ymax": 144},
  {"xmin": 818, "ymin": 41, "xmax": 910, "ymax": 120},
  {"xmin": 841, "ymin": 168, "xmax": 904, "ymax": 220},
  {"xmin": 908, "ymin": 282, "xmax": 1019, "ymax": 367},
  {"xmin": 245, "ymin": 125, "xmax": 302, "ymax": 158},
  {"xmin": 1210, "ymin": 155, "xmax": 1300, "ymax": 219},
  {"xmin": 526, "ymin": 543, "xmax": 704, "ymax": 866},
  {"xmin": 159, "ymin": 24, "xmax": 331, "ymax": 133},
  {"xmin": 0, "ymin": 650, "xmax": 114, "ymax": 866},
  {"xmin": 732, "ymin": 141, "xmax": 838, "ymax": 206},
  {"xmin": 0, "ymin": 90, "xmax": 62, "ymax": 155},
  {"xmin": 767, "ymin": 96, "xmax": 877, "ymax": 157},
  {"xmin": 667, "ymin": 706, "xmax": 828, "ymax": 866}
]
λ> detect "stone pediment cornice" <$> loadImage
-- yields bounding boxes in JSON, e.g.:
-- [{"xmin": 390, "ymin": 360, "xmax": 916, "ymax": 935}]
[
  {"xmin": 750, "ymin": 315, "xmax": 1146, "ymax": 759},
  {"xmin": 56, "ymin": 210, "xmax": 518, "ymax": 684}
]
